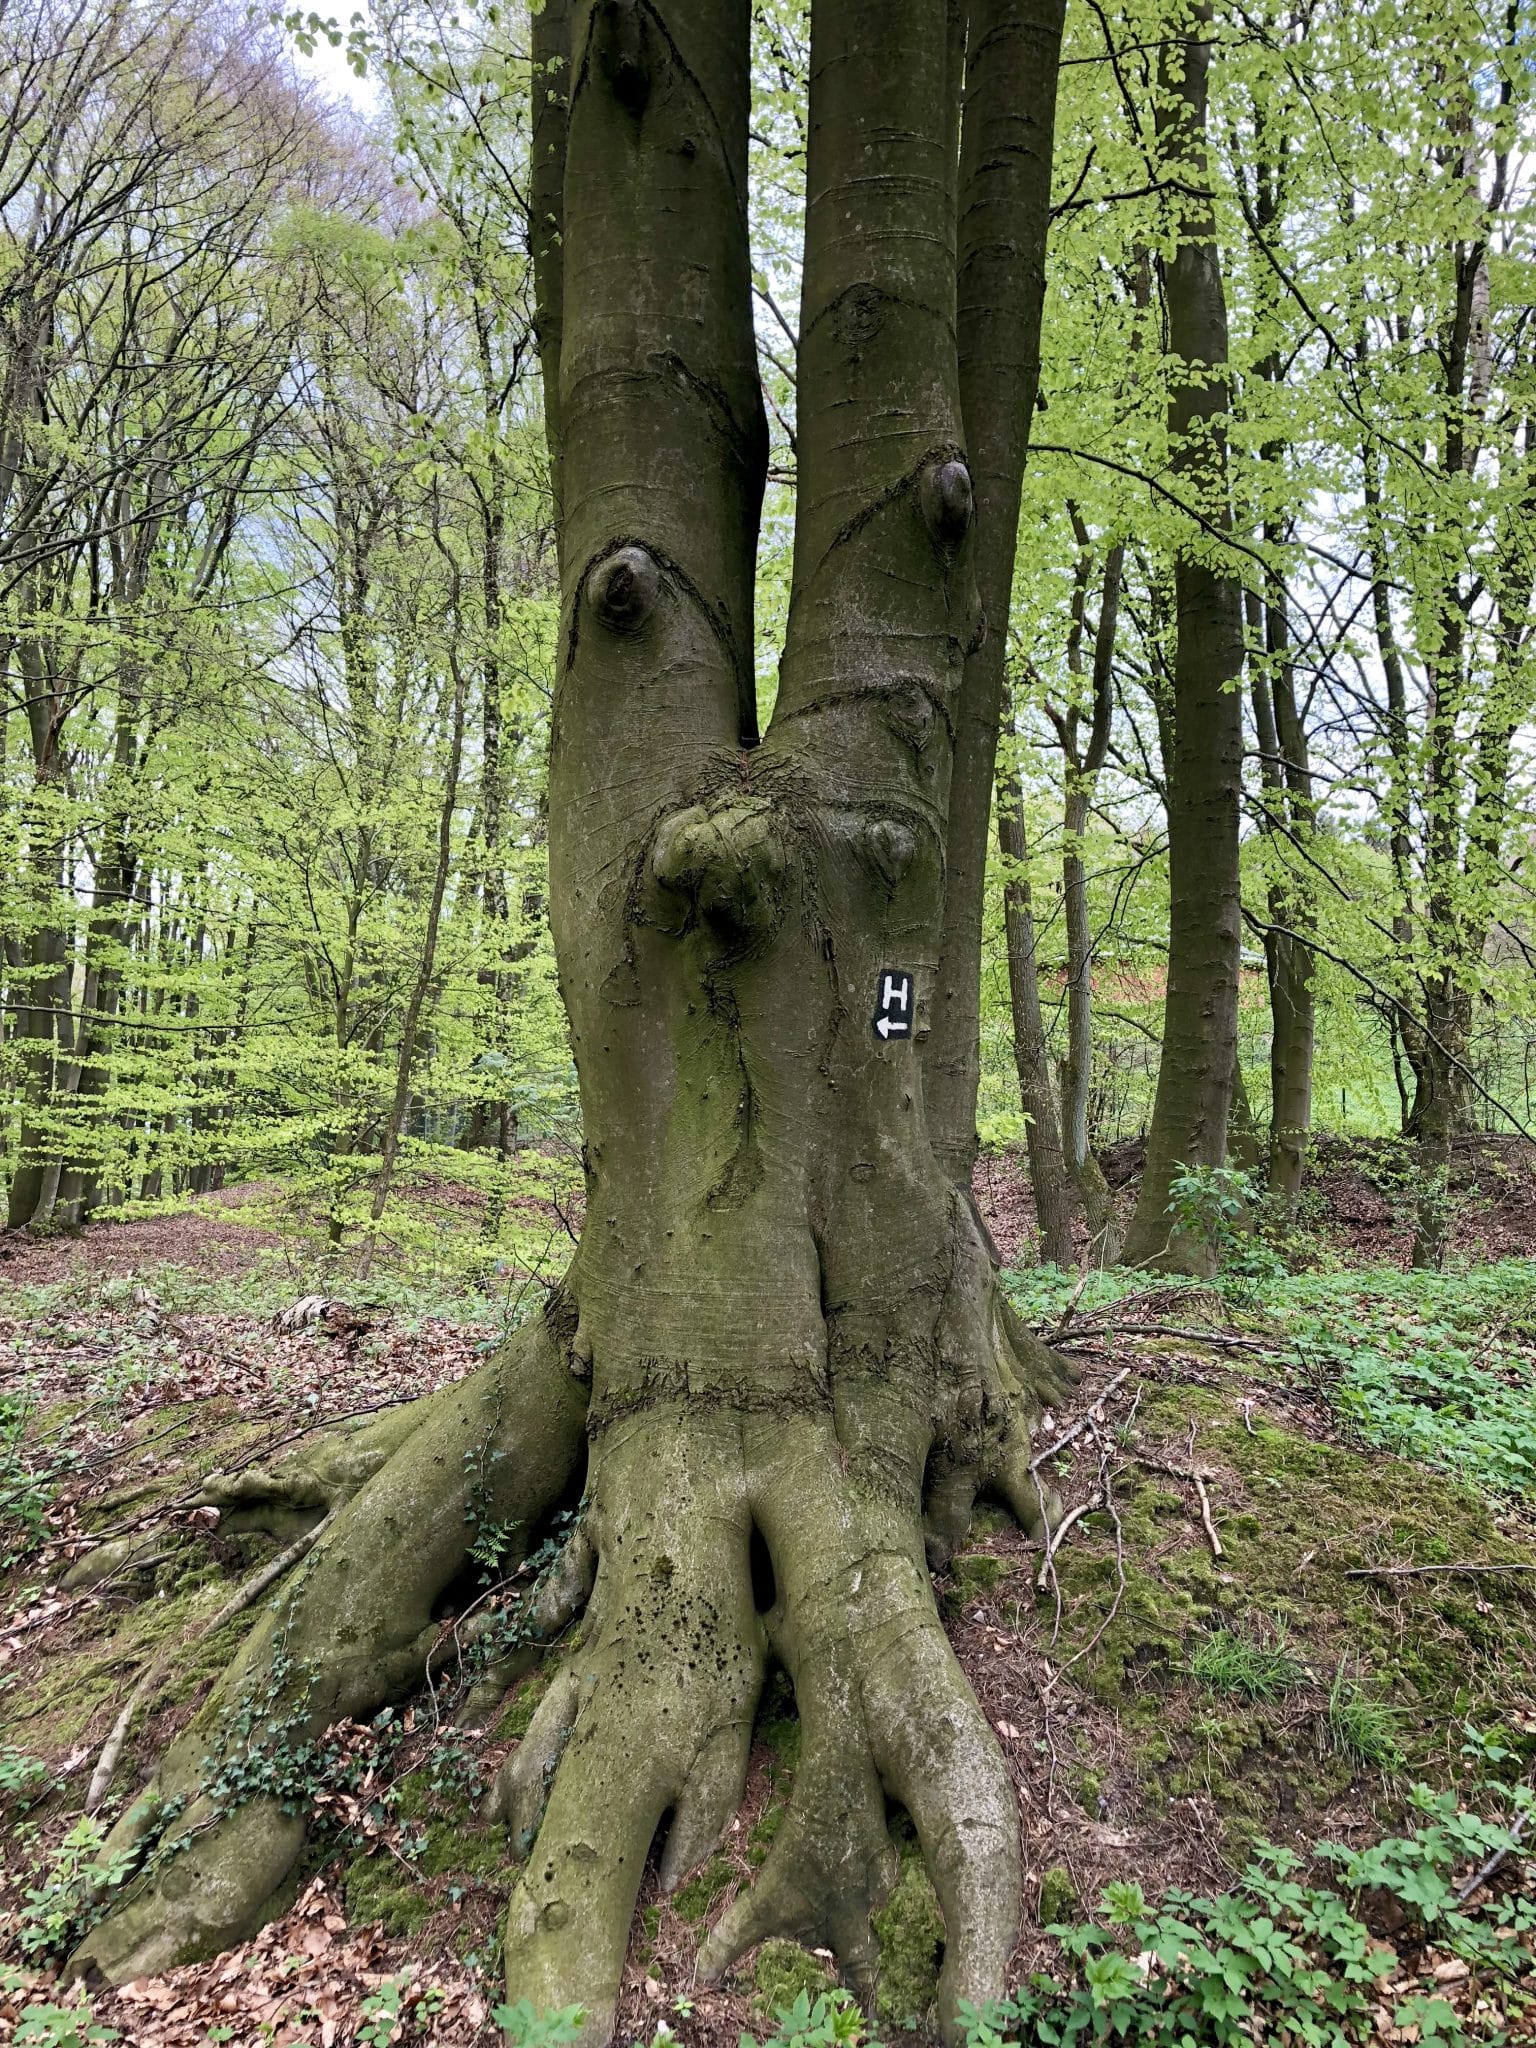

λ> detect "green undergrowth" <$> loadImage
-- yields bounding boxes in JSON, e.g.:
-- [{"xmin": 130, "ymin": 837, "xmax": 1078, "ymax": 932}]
[
  {"xmin": 1009, "ymin": 1257, "xmax": 1536, "ymax": 1502},
  {"xmin": 341, "ymin": 1751, "xmax": 516, "ymax": 1944},
  {"xmin": 736, "ymin": 1787, "xmax": 1535, "ymax": 2048},
  {"xmin": 1044, "ymin": 1379, "xmax": 1536, "ymax": 1847},
  {"xmin": 1005, "ymin": 1255, "xmax": 1536, "ymax": 1864},
  {"xmin": 1247, "ymin": 1263, "xmax": 1536, "ymax": 1497}
]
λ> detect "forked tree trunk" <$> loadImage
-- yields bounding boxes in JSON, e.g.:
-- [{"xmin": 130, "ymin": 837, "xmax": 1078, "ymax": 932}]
[
  {"xmin": 71, "ymin": 2, "xmax": 1069, "ymax": 2038},
  {"xmin": 1120, "ymin": 5, "xmax": 1243, "ymax": 1273}
]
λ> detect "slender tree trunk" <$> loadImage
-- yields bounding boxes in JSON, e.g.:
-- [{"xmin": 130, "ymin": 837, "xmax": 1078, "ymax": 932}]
[
  {"xmin": 1056, "ymin": 535, "xmax": 1124, "ymax": 1257},
  {"xmin": 363, "ymin": 646, "xmax": 470, "ymax": 1265},
  {"xmin": 1121, "ymin": 7, "xmax": 1244, "ymax": 1272},
  {"xmin": 925, "ymin": 0, "xmax": 1065, "ymax": 1198},
  {"xmin": 997, "ymin": 760, "xmax": 1077, "ymax": 1265},
  {"xmin": 1248, "ymin": 566, "xmax": 1315, "ymax": 1210},
  {"xmin": 7, "ymin": 631, "xmax": 73, "ymax": 1231}
]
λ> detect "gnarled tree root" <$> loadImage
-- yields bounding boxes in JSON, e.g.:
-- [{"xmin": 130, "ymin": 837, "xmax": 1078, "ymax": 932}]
[
  {"xmin": 66, "ymin": 1311, "xmax": 586, "ymax": 1986},
  {"xmin": 491, "ymin": 1392, "xmax": 1037, "ymax": 2046},
  {"xmin": 66, "ymin": 1260, "xmax": 1074, "ymax": 2043}
]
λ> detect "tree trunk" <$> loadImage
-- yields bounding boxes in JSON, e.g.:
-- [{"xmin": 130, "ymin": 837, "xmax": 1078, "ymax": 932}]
[
  {"xmin": 925, "ymin": 0, "xmax": 1064, "ymax": 1195},
  {"xmin": 362, "ymin": 621, "xmax": 470, "ymax": 1264},
  {"xmin": 70, "ymin": 5, "xmax": 1071, "ymax": 2036},
  {"xmin": 997, "ymin": 763, "xmax": 1078, "ymax": 1265},
  {"xmin": 1120, "ymin": 8, "xmax": 1244, "ymax": 1273},
  {"xmin": 6, "ymin": 629, "xmax": 73, "ymax": 1231},
  {"xmin": 1055, "ymin": 531, "xmax": 1124, "ymax": 1260},
  {"xmin": 1248, "ymin": 571, "xmax": 1315, "ymax": 1213}
]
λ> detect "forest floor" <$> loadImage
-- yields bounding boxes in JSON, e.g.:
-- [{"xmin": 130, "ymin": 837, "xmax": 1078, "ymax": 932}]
[{"xmin": 1, "ymin": 1139, "xmax": 1533, "ymax": 2048}]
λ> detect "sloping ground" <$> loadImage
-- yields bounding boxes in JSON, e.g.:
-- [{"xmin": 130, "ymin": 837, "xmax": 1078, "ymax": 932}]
[
  {"xmin": 975, "ymin": 1130, "xmax": 1536, "ymax": 1270},
  {"xmin": 1, "ymin": 1187, "xmax": 1533, "ymax": 2048}
]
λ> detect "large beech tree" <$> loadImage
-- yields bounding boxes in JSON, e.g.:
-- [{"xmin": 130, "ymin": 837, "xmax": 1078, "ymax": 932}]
[{"xmin": 68, "ymin": 0, "xmax": 1071, "ymax": 2035}]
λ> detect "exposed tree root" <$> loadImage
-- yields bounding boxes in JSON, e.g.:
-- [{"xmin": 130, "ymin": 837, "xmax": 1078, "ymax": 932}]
[
  {"xmin": 67, "ymin": 1225, "xmax": 1074, "ymax": 2044},
  {"xmin": 66, "ymin": 1309, "xmax": 587, "ymax": 1986}
]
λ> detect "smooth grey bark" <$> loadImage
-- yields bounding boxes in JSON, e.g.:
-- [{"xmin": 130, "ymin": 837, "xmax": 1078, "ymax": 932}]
[
  {"xmin": 1046, "ymin": 517, "xmax": 1124, "ymax": 1258},
  {"xmin": 925, "ymin": 0, "xmax": 1066, "ymax": 1193},
  {"xmin": 71, "ymin": 6, "xmax": 1070, "ymax": 2037},
  {"xmin": 1248, "ymin": 566, "xmax": 1315, "ymax": 1213},
  {"xmin": 1120, "ymin": 7, "xmax": 1244, "ymax": 1273}
]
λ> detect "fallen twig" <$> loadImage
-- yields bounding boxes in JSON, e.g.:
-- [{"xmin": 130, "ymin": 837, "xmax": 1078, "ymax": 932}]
[
  {"xmin": 1454, "ymin": 1809, "xmax": 1531, "ymax": 1905},
  {"xmin": 1087, "ymin": 1322, "xmax": 1270, "ymax": 1352},
  {"xmin": 85, "ymin": 1506, "xmax": 339, "ymax": 1813},
  {"xmin": 1192, "ymin": 1469, "xmax": 1224, "ymax": 1559},
  {"xmin": 1050, "ymin": 1268, "xmax": 1094, "ymax": 1342},
  {"xmin": 1044, "ymin": 1419, "xmax": 1127, "ymax": 1689},
  {"xmin": 1029, "ymin": 1368, "xmax": 1132, "ymax": 1474},
  {"xmin": 1343, "ymin": 1562, "xmax": 1536, "ymax": 1579},
  {"xmin": 1036, "ymin": 1498, "xmax": 1100, "ymax": 1592}
]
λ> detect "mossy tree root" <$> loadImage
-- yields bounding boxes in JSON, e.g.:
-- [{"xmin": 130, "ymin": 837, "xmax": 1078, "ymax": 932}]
[
  {"xmin": 492, "ymin": 1378, "xmax": 1042, "ymax": 2046},
  {"xmin": 66, "ymin": 1309, "xmax": 587, "ymax": 1987},
  {"xmin": 199, "ymin": 1395, "xmax": 451, "ymax": 1530}
]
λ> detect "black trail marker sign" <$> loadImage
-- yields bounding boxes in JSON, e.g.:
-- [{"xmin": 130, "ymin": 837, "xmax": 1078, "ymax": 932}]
[{"xmin": 873, "ymin": 969, "xmax": 913, "ymax": 1041}]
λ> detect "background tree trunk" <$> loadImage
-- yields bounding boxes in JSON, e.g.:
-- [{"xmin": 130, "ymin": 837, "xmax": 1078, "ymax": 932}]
[
  {"xmin": 925, "ymin": 0, "xmax": 1066, "ymax": 1196},
  {"xmin": 1121, "ymin": 6, "xmax": 1244, "ymax": 1273},
  {"xmin": 997, "ymin": 757, "xmax": 1078, "ymax": 1265}
]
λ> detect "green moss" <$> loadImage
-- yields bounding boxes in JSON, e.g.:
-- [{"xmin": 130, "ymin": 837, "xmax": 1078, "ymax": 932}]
[
  {"xmin": 344, "ymin": 1850, "xmax": 435, "ymax": 1935},
  {"xmin": 1044, "ymin": 1371, "xmax": 1536, "ymax": 1859},
  {"xmin": 638, "ymin": 1903, "xmax": 661, "ymax": 1962},
  {"xmin": 752, "ymin": 1939, "xmax": 834, "ymax": 2021},
  {"xmin": 1039, "ymin": 1866, "xmax": 1079, "ymax": 1925},
  {"xmin": 872, "ymin": 1858, "xmax": 943, "ymax": 2025},
  {"xmin": 494, "ymin": 1669, "xmax": 552, "ymax": 1742},
  {"xmin": 1075, "ymin": 1768, "xmax": 1104, "ymax": 1812},
  {"xmin": 673, "ymin": 1855, "xmax": 734, "ymax": 1923},
  {"xmin": 419, "ymin": 1816, "xmax": 505, "ymax": 1881},
  {"xmin": 748, "ymin": 1800, "xmax": 784, "ymax": 1867},
  {"xmin": 392, "ymin": 1767, "xmax": 436, "ymax": 1822},
  {"xmin": 942, "ymin": 1551, "xmax": 1013, "ymax": 1616}
]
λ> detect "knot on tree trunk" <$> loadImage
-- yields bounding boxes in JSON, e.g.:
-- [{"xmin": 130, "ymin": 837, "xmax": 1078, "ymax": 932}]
[
  {"xmin": 593, "ymin": 0, "xmax": 650, "ymax": 116},
  {"xmin": 920, "ymin": 457, "xmax": 974, "ymax": 550},
  {"xmin": 586, "ymin": 543, "xmax": 660, "ymax": 634},
  {"xmin": 649, "ymin": 797, "xmax": 787, "ymax": 947}
]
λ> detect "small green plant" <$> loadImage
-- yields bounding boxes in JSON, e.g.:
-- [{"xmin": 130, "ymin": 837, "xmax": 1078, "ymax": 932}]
[
  {"xmin": 358, "ymin": 1975, "xmax": 409, "ymax": 2046},
  {"xmin": 944, "ymin": 1788, "xmax": 1535, "ymax": 2048},
  {"xmin": 493, "ymin": 2000, "xmax": 587, "ymax": 2048},
  {"xmin": 1, "ymin": 1968, "xmax": 118, "ymax": 2046},
  {"xmin": 201, "ymin": 1648, "xmax": 381, "ymax": 1815},
  {"xmin": 12, "ymin": 2006, "xmax": 118, "ymax": 2048},
  {"xmin": 0, "ymin": 1740, "xmax": 50, "ymax": 1808},
  {"xmin": 1166, "ymin": 1163, "xmax": 1256, "ymax": 1264},
  {"xmin": 16, "ymin": 1819, "xmax": 135, "ymax": 1962},
  {"xmin": 752, "ymin": 1989, "xmax": 881, "ymax": 2048},
  {"xmin": 1326, "ymin": 1670, "xmax": 1404, "ymax": 1772},
  {"xmin": 0, "ymin": 1391, "xmax": 64, "ymax": 1565},
  {"xmin": 1189, "ymin": 1623, "xmax": 1304, "ymax": 1702}
]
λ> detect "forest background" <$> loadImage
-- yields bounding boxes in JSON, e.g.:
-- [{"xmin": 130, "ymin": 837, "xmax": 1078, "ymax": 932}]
[
  {"xmin": 4, "ymin": 0, "xmax": 1533, "ymax": 1283},
  {"xmin": 3, "ymin": 3, "xmax": 1536, "ymax": 2043}
]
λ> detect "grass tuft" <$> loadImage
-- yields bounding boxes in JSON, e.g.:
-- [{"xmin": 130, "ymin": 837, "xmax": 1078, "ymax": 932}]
[
  {"xmin": 1189, "ymin": 1623, "xmax": 1305, "ymax": 1702},
  {"xmin": 1327, "ymin": 1670, "xmax": 1405, "ymax": 1771}
]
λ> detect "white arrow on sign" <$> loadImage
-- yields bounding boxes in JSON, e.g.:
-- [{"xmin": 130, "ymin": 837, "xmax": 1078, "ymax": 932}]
[{"xmin": 872, "ymin": 968, "xmax": 914, "ymax": 1040}]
